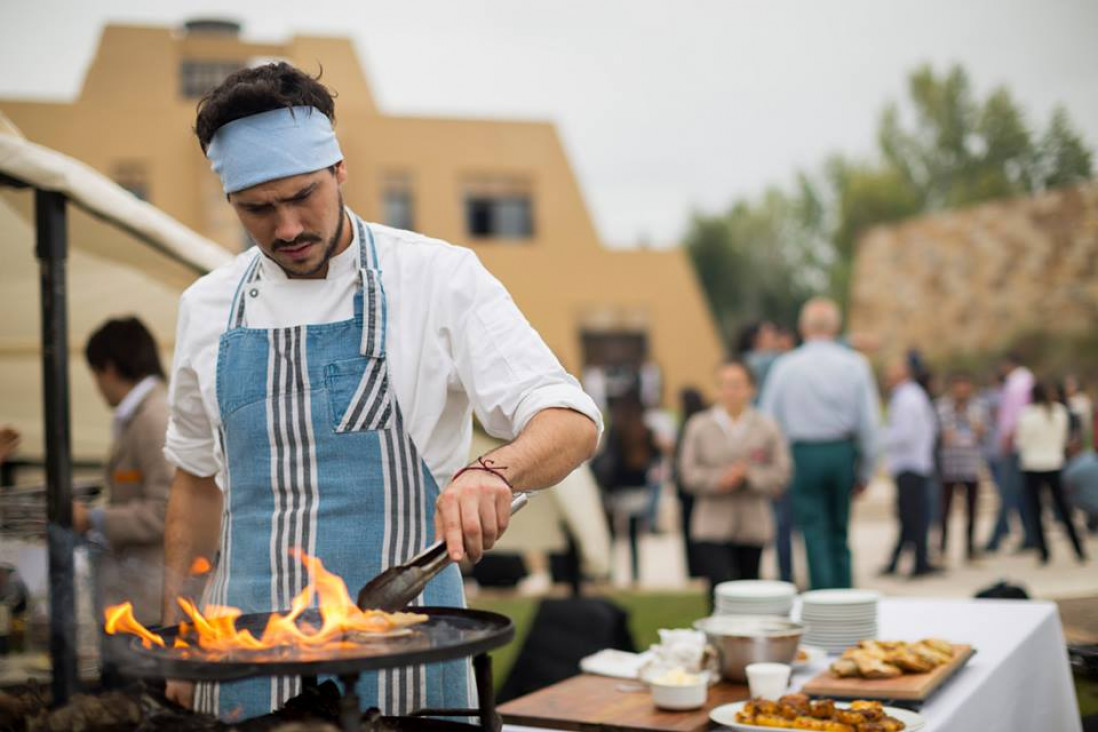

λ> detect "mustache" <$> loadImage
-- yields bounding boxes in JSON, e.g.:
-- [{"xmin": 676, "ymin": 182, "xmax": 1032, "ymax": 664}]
[{"xmin": 272, "ymin": 234, "xmax": 322, "ymax": 251}]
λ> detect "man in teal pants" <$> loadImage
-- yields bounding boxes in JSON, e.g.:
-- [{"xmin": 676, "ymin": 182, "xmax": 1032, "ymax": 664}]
[{"xmin": 759, "ymin": 299, "xmax": 880, "ymax": 589}]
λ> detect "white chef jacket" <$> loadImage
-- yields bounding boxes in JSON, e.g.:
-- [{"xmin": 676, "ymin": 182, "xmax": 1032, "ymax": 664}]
[{"xmin": 165, "ymin": 211, "xmax": 602, "ymax": 490}]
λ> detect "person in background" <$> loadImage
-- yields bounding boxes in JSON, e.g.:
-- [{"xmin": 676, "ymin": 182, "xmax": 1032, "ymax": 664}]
[
  {"xmin": 594, "ymin": 393, "xmax": 661, "ymax": 583},
  {"xmin": 1016, "ymin": 382, "xmax": 1087, "ymax": 565},
  {"xmin": 0, "ymin": 427, "xmax": 19, "ymax": 464},
  {"xmin": 75, "ymin": 317, "xmax": 172, "ymax": 625},
  {"xmin": 985, "ymin": 353, "xmax": 1038, "ymax": 553},
  {"xmin": 936, "ymin": 372, "xmax": 987, "ymax": 562},
  {"xmin": 679, "ymin": 361, "xmax": 791, "ymax": 607},
  {"xmin": 741, "ymin": 321, "xmax": 780, "ymax": 391},
  {"xmin": 1064, "ymin": 375, "xmax": 1094, "ymax": 450},
  {"xmin": 741, "ymin": 321, "xmax": 796, "ymax": 583},
  {"xmin": 673, "ymin": 387, "xmax": 708, "ymax": 578},
  {"xmin": 1055, "ymin": 380, "xmax": 1085, "ymax": 454},
  {"xmin": 773, "ymin": 325, "xmax": 797, "ymax": 355},
  {"xmin": 1063, "ymin": 436, "xmax": 1098, "ymax": 535},
  {"xmin": 759, "ymin": 298, "xmax": 880, "ymax": 589},
  {"xmin": 881, "ymin": 358, "xmax": 940, "ymax": 578}
]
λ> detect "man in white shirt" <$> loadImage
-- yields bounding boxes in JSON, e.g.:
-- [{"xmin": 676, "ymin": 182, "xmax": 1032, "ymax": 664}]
[
  {"xmin": 881, "ymin": 359, "xmax": 940, "ymax": 578},
  {"xmin": 162, "ymin": 62, "xmax": 600, "ymax": 719}
]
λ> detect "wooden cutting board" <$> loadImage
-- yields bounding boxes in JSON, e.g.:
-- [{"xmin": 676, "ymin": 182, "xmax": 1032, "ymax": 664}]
[
  {"xmin": 802, "ymin": 644, "xmax": 975, "ymax": 702},
  {"xmin": 499, "ymin": 673, "xmax": 750, "ymax": 731}
]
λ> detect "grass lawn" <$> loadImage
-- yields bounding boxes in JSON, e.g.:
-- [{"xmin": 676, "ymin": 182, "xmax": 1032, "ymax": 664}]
[{"xmin": 468, "ymin": 589, "xmax": 708, "ymax": 689}]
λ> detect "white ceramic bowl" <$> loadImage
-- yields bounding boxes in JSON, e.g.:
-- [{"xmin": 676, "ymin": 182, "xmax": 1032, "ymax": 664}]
[{"xmin": 649, "ymin": 677, "xmax": 708, "ymax": 711}]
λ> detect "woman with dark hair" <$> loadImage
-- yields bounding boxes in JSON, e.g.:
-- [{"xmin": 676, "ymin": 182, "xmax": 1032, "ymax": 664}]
[
  {"xmin": 673, "ymin": 387, "xmax": 708, "ymax": 577},
  {"xmin": 1015, "ymin": 381, "xmax": 1087, "ymax": 564},
  {"xmin": 595, "ymin": 393, "xmax": 661, "ymax": 583}
]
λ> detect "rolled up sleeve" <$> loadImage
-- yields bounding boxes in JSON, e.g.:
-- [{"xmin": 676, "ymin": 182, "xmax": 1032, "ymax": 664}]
[
  {"xmin": 163, "ymin": 294, "xmax": 219, "ymax": 478},
  {"xmin": 446, "ymin": 251, "xmax": 603, "ymax": 442}
]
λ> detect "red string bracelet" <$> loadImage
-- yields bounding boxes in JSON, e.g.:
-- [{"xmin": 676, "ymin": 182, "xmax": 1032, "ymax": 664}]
[{"xmin": 452, "ymin": 456, "xmax": 515, "ymax": 490}]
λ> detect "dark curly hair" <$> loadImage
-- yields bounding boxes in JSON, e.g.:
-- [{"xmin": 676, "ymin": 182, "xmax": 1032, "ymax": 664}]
[
  {"xmin": 194, "ymin": 62, "xmax": 337, "ymax": 152},
  {"xmin": 85, "ymin": 317, "xmax": 164, "ymax": 381}
]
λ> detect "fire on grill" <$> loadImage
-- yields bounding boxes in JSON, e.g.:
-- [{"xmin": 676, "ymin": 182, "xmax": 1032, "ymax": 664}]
[{"xmin": 104, "ymin": 550, "xmax": 428, "ymax": 659}]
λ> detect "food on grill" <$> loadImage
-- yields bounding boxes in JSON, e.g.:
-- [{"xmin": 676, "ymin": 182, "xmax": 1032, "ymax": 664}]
[
  {"xmin": 828, "ymin": 639, "xmax": 955, "ymax": 679},
  {"xmin": 735, "ymin": 694, "xmax": 906, "ymax": 730},
  {"xmin": 105, "ymin": 552, "xmax": 430, "ymax": 654}
]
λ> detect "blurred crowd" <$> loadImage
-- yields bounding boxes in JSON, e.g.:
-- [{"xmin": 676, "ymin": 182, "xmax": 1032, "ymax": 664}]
[{"xmin": 588, "ymin": 298, "xmax": 1096, "ymax": 595}]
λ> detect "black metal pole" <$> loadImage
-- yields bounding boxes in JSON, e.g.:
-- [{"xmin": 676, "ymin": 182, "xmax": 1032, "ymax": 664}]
[{"xmin": 35, "ymin": 188, "xmax": 78, "ymax": 706}]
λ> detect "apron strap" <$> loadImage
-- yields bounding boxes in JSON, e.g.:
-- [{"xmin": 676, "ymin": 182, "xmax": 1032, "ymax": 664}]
[
  {"xmin": 226, "ymin": 253, "xmax": 264, "ymax": 330},
  {"xmin": 225, "ymin": 214, "xmax": 385, "ymax": 357},
  {"xmin": 355, "ymin": 216, "xmax": 386, "ymax": 357}
]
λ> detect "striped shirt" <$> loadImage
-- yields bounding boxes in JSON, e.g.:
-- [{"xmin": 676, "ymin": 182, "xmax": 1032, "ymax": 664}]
[{"xmin": 936, "ymin": 396, "xmax": 987, "ymax": 481}]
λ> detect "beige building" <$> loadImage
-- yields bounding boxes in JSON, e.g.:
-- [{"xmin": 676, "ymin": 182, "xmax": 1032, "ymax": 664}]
[
  {"xmin": 1, "ymin": 21, "xmax": 724, "ymax": 459},
  {"xmin": 849, "ymin": 181, "xmax": 1098, "ymax": 364}
]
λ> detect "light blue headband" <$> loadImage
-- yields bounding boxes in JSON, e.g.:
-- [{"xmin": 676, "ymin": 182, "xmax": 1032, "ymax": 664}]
[{"xmin": 206, "ymin": 106, "xmax": 344, "ymax": 194}]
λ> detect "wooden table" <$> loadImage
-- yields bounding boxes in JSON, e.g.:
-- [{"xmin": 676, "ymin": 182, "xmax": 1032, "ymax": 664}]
[{"xmin": 499, "ymin": 674, "xmax": 749, "ymax": 732}]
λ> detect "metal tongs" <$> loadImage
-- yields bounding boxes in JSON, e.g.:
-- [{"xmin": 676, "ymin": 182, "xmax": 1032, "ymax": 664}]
[{"xmin": 356, "ymin": 492, "xmax": 530, "ymax": 612}]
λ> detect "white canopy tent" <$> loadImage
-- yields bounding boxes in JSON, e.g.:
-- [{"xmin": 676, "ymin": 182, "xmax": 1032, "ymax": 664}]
[{"xmin": 0, "ymin": 114, "xmax": 231, "ymax": 461}]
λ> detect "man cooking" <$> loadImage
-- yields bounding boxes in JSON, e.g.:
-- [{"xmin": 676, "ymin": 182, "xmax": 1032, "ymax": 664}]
[{"xmin": 162, "ymin": 62, "xmax": 601, "ymax": 719}]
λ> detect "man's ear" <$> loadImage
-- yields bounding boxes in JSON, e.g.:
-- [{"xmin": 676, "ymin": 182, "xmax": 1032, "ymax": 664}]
[{"xmin": 334, "ymin": 160, "xmax": 348, "ymax": 185}]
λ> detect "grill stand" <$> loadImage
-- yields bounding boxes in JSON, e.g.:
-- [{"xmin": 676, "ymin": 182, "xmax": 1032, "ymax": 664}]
[{"xmin": 331, "ymin": 652, "xmax": 499, "ymax": 732}]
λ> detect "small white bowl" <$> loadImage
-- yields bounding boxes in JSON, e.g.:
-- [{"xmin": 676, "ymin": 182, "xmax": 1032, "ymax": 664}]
[{"xmin": 649, "ymin": 677, "xmax": 708, "ymax": 711}]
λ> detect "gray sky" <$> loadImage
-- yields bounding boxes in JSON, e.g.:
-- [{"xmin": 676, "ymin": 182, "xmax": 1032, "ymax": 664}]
[{"xmin": 2, "ymin": 0, "xmax": 1095, "ymax": 247}]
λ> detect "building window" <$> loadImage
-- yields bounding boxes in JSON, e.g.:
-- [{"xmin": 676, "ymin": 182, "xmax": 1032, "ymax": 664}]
[
  {"xmin": 180, "ymin": 60, "xmax": 243, "ymax": 98},
  {"xmin": 462, "ymin": 176, "xmax": 535, "ymax": 240},
  {"xmin": 113, "ymin": 161, "xmax": 150, "ymax": 201},
  {"xmin": 382, "ymin": 173, "xmax": 415, "ymax": 230}
]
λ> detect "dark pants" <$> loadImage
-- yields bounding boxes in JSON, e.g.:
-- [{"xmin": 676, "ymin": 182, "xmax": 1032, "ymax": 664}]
[
  {"xmin": 676, "ymin": 483, "xmax": 700, "ymax": 577},
  {"xmin": 694, "ymin": 541, "xmax": 763, "ymax": 612},
  {"xmin": 791, "ymin": 440, "xmax": 856, "ymax": 589},
  {"xmin": 1023, "ymin": 470, "xmax": 1087, "ymax": 562},
  {"xmin": 772, "ymin": 491, "xmax": 795, "ymax": 583},
  {"xmin": 887, "ymin": 471, "xmax": 932, "ymax": 574},
  {"xmin": 987, "ymin": 453, "xmax": 1038, "ymax": 550},
  {"xmin": 940, "ymin": 480, "xmax": 979, "ymax": 558}
]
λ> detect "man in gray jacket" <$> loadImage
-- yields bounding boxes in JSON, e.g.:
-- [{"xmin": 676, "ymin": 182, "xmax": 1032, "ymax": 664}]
[{"xmin": 74, "ymin": 317, "xmax": 172, "ymax": 625}]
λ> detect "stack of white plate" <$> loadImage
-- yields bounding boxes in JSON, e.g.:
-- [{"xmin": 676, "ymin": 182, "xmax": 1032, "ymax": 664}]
[
  {"xmin": 714, "ymin": 580, "xmax": 796, "ymax": 617},
  {"xmin": 800, "ymin": 589, "xmax": 880, "ymax": 652}
]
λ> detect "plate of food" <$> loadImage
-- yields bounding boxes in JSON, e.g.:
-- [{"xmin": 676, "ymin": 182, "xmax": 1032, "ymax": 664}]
[
  {"xmin": 710, "ymin": 694, "xmax": 925, "ymax": 731},
  {"xmin": 802, "ymin": 638, "xmax": 975, "ymax": 702},
  {"xmin": 829, "ymin": 638, "xmax": 955, "ymax": 679},
  {"xmin": 791, "ymin": 644, "xmax": 828, "ymax": 671}
]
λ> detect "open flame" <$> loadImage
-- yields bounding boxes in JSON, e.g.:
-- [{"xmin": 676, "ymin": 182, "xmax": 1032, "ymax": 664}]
[{"xmin": 104, "ymin": 551, "xmax": 426, "ymax": 654}]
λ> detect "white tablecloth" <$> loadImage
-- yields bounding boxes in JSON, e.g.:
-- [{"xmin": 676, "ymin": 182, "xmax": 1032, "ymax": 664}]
[{"xmin": 503, "ymin": 597, "xmax": 1082, "ymax": 732}]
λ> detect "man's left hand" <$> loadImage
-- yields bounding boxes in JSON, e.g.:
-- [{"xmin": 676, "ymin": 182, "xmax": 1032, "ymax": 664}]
[
  {"xmin": 72, "ymin": 502, "xmax": 90, "ymax": 535},
  {"xmin": 434, "ymin": 470, "xmax": 514, "ymax": 563}
]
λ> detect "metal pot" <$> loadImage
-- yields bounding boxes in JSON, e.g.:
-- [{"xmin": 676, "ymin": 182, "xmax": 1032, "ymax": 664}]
[{"xmin": 693, "ymin": 615, "xmax": 803, "ymax": 683}]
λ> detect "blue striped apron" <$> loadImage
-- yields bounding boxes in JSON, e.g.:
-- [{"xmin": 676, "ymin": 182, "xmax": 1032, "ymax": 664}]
[{"xmin": 194, "ymin": 216, "xmax": 469, "ymax": 721}]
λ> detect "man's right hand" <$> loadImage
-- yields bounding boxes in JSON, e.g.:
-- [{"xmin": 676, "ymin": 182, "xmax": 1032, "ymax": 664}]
[{"xmin": 166, "ymin": 680, "xmax": 195, "ymax": 709}]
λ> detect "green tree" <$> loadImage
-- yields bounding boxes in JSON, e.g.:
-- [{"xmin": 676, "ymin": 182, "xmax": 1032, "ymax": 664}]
[
  {"xmin": 1038, "ymin": 106, "xmax": 1093, "ymax": 189},
  {"xmin": 685, "ymin": 62, "xmax": 1095, "ymax": 331},
  {"xmin": 684, "ymin": 187, "xmax": 823, "ymax": 349}
]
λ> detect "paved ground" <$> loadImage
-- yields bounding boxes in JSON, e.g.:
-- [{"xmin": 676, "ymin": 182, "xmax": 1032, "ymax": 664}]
[{"xmin": 604, "ymin": 477, "xmax": 1098, "ymax": 604}]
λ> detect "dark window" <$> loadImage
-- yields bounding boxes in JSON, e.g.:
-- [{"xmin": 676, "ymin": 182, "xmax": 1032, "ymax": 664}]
[
  {"xmin": 464, "ymin": 195, "xmax": 534, "ymax": 238},
  {"xmin": 383, "ymin": 189, "xmax": 415, "ymax": 231},
  {"xmin": 113, "ymin": 161, "xmax": 150, "ymax": 201},
  {"xmin": 180, "ymin": 60, "xmax": 244, "ymax": 98}
]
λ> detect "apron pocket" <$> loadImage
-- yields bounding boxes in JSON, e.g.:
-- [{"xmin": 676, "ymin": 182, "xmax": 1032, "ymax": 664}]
[{"xmin": 325, "ymin": 356, "xmax": 393, "ymax": 432}]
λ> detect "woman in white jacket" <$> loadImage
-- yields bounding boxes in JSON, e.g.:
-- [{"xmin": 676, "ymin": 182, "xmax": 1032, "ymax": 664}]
[{"xmin": 1015, "ymin": 382, "xmax": 1088, "ymax": 564}]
